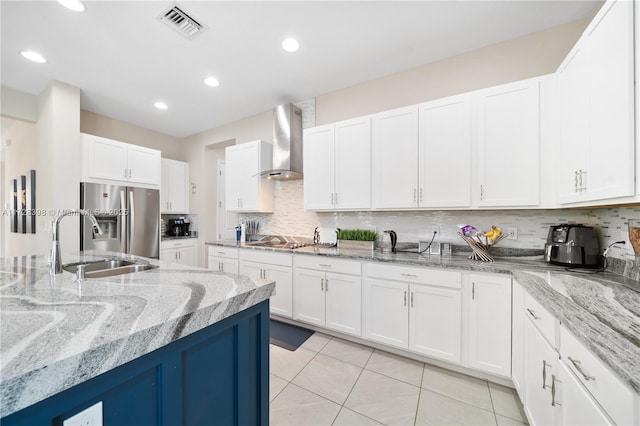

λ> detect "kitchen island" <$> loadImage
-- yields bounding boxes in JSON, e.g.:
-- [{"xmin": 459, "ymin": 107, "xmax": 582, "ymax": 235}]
[{"xmin": 0, "ymin": 251, "xmax": 275, "ymax": 425}]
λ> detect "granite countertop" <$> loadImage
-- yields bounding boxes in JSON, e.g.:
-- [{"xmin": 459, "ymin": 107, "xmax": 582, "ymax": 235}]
[
  {"xmin": 0, "ymin": 251, "xmax": 275, "ymax": 418},
  {"xmin": 207, "ymin": 240, "xmax": 640, "ymax": 394},
  {"xmin": 161, "ymin": 234, "xmax": 198, "ymax": 241}
]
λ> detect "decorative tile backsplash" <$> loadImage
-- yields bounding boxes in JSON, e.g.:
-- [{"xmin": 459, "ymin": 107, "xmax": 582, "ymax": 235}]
[{"xmin": 240, "ymin": 181, "xmax": 640, "ymax": 263}]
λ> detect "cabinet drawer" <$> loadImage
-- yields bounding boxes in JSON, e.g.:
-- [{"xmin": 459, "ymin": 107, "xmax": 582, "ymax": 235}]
[
  {"xmin": 295, "ymin": 255, "xmax": 361, "ymax": 275},
  {"xmin": 560, "ymin": 326, "xmax": 637, "ymax": 426},
  {"xmin": 523, "ymin": 291, "xmax": 557, "ymax": 348},
  {"xmin": 161, "ymin": 239, "xmax": 195, "ymax": 249},
  {"xmin": 365, "ymin": 262, "xmax": 461, "ymax": 289},
  {"xmin": 240, "ymin": 249, "xmax": 292, "ymax": 267},
  {"xmin": 207, "ymin": 246, "xmax": 238, "ymax": 259}
]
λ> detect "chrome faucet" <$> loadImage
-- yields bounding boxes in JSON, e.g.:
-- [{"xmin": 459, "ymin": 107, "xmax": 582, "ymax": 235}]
[{"xmin": 50, "ymin": 209, "xmax": 103, "ymax": 274}]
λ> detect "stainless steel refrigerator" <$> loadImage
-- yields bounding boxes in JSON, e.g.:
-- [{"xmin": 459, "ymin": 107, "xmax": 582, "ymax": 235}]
[{"xmin": 80, "ymin": 182, "xmax": 160, "ymax": 258}]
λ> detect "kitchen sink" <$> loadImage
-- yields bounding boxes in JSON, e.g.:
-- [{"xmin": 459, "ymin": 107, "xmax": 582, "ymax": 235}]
[{"xmin": 63, "ymin": 259, "xmax": 158, "ymax": 279}]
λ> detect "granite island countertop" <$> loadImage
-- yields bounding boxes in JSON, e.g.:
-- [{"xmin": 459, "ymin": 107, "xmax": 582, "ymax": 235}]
[
  {"xmin": 0, "ymin": 251, "xmax": 275, "ymax": 418},
  {"xmin": 207, "ymin": 240, "xmax": 640, "ymax": 394}
]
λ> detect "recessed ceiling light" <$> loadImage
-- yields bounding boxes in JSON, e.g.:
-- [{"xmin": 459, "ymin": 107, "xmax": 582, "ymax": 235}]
[
  {"xmin": 204, "ymin": 76, "xmax": 220, "ymax": 87},
  {"xmin": 281, "ymin": 37, "xmax": 300, "ymax": 53},
  {"xmin": 20, "ymin": 50, "xmax": 46, "ymax": 63},
  {"xmin": 154, "ymin": 101, "xmax": 168, "ymax": 110},
  {"xmin": 57, "ymin": 0, "xmax": 85, "ymax": 12}
]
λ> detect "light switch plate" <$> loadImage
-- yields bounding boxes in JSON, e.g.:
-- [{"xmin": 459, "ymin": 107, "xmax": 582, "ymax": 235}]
[{"xmin": 63, "ymin": 401, "xmax": 103, "ymax": 426}]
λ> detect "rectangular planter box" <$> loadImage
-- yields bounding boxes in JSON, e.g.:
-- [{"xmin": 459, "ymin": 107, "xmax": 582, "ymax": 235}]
[{"xmin": 337, "ymin": 240, "xmax": 375, "ymax": 251}]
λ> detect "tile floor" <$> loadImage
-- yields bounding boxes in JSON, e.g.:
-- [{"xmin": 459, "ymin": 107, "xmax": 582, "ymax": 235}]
[{"xmin": 269, "ymin": 333, "xmax": 529, "ymax": 426}]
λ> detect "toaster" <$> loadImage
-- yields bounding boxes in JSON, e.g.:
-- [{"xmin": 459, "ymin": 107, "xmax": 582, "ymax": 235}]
[{"xmin": 544, "ymin": 224, "xmax": 600, "ymax": 267}]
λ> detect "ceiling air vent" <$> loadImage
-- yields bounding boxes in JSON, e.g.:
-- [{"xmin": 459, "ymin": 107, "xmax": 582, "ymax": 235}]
[{"xmin": 158, "ymin": 4, "xmax": 207, "ymax": 40}]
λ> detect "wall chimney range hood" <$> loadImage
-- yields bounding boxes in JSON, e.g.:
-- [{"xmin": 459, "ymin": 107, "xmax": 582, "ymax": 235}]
[{"xmin": 260, "ymin": 103, "xmax": 303, "ymax": 180}]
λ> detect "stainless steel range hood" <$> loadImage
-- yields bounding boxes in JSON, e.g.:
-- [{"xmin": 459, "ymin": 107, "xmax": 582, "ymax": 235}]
[{"xmin": 260, "ymin": 103, "xmax": 303, "ymax": 180}]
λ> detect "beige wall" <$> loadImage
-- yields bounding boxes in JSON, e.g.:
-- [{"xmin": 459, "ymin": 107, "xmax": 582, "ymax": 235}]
[
  {"xmin": 1, "ymin": 86, "xmax": 38, "ymax": 123},
  {"xmin": 80, "ymin": 110, "xmax": 184, "ymax": 161},
  {"xmin": 316, "ymin": 18, "xmax": 589, "ymax": 125}
]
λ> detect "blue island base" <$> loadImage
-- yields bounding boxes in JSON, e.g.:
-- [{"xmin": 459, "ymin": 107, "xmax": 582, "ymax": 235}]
[{"xmin": 3, "ymin": 300, "xmax": 270, "ymax": 426}]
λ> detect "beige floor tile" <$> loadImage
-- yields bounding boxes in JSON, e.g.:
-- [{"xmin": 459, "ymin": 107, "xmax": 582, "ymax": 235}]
[
  {"xmin": 416, "ymin": 389, "xmax": 497, "ymax": 426},
  {"xmin": 489, "ymin": 382, "xmax": 527, "ymax": 423},
  {"xmin": 332, "ymin": 407, "xmax": 383, "ymax": 425},
  {"xmin": 270, "ymin": 374, "xmax": 288, "ymax": 402},
  {"xmin": 345, "ymin": 369, "xmax": 420, "ymax": 425},
  {"xmin": 422, "ymin": 363, "xmax": 493, "ymax": 411},
  {"xmin": 301, "ymin": 332, "xmax": 333, "ymax": 352},
  {"xmin": 270, "ymin": 383, "xmax": 341, "ymax": 426},
  {"xmin": 293, "ymin": 353, "xmax": 362, "ymax": 404},
  {"xmin": 320, "ymin": 337, "xmax": 373, "ymax": 367},
  {"xmin": 365, "ymin": 349, "xmax": 424, "ymax": 386},
  {"xmin": 496, "ymin": 413, "xmax": 528, "ymax": 426},
  {"xmin": 270, "ymin": 345, "xmax": 316, "ymax": 381}
]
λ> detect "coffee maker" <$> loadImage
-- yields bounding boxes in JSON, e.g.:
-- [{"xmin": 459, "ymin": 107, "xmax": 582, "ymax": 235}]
[{"xmin": 166, "ymin": 218, "xmax": 190, "ymax": 237}]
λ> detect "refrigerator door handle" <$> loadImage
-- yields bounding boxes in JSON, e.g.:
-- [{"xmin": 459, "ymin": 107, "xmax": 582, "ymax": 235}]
[
  {"xmin": 129, "ymin": 190, "xmax": 135, "ymax": 250},
  {"xmin": 120, "ymin": 190, "xmax": 127, "ymax": 253}
]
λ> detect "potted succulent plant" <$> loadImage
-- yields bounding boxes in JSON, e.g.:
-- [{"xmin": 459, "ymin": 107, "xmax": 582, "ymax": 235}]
[{"xmin": 336, "ymin": 228, "xmax": 378, "ymax": 252}]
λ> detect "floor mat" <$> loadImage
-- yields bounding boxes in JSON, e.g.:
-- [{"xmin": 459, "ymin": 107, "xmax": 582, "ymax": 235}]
[{"xmin": 270, "ymin": 320, "xmax": 315, "ymax": 351}]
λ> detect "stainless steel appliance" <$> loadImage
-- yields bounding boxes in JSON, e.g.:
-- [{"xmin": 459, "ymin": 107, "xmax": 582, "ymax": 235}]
[
  {"xmin": 259, "ymin": 103, "xmax": 303, "ymax": 180},
  {"xmin": 80, "ymin": 183, "xmax": 160, "ymax": 258},
  {"xmin": 544, "ymin": 224, "xmax": 600, "ymax": 267},
  {"xmin": 166, "ymin": 218, "xmax": 190, "ymax": 237}
]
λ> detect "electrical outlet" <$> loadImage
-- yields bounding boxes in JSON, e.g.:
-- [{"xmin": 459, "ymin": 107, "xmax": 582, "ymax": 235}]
[
  {"xmin": 507, "ymin": 227, "xmax": 518, "ymax": 240},
  {"xmin": 63, "ymin": 402, "xmax": 103, "ymax": 426},
  {"xmin": 431, "ymin": 226, "xmax": 440, "ymax": 237}
]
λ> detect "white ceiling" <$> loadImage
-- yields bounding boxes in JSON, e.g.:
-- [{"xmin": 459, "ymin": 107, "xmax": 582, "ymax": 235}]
[{"xmin": 1, "ymin": 1, "xmax": 599, "ymax": 138}]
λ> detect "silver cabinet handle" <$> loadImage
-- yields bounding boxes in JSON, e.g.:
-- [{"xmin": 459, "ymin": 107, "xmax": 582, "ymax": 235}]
[
  {"xmin": 480, "ymin": 184, "xmax": 484, "ymax": 200},
  {"xmin": 551, "ymin": 375, "xmax": 562, "ymax": 407},
  {"xmin": 413, "ymin": 188, "xmax": 417, "ymax": 202},
  {"xmin": 542, "ymin": 360, "xmax": 551, "ymax": 389},
  {"xmin": 527, "ymin": 308, "xmax": 541, "ymax": 320},
  {"xmin": 330, "ymin": 193, "xmax": 334, "ymax": 205},
  {"xmin": 321, "ymin": 278, "xmax": 324, "ymax": 291},
  {"xmin": 410, "ymin": 292, "xmax": 414, "ymax": 307},
  {"xmin": 220, "ymin": 263, "xmax": 223, "ymax": 272},
  {"xmin": 472, "ymin": 282, "xmax": 475, "ymax": 300},
  {"xmin": 325, "ymin": 279, "xmax": 328, "ymax": 292},
  {"xmin": 568, "ymin": 357, "xmax": 595, "ymax": 381},
  {"xmin": 124, "ymin": 168, "xmax": 128, "ymax": 179},
  {"xmin": 419, "ymin": 188, "xmax": 423, "ymax": 202},
  {"xmin": 401, "ymin": 273, "xmax": 417, "ymax": 278},
  {"xmin": 319, "ymin": 264, "xmax": 331, "ymax": 268},
  {"xmin": 574, "ymin": 170, "xmax": 579, "ymax": 192},
  {"xmin": 578, "ymin": 169, "xmax": 584, "ymax": 191},
  {"xmin": 404, "ymin": 291, "xmax": 407, "ymax": 306}
]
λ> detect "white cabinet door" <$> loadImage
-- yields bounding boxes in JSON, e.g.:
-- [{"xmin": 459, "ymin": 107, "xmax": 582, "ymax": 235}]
[
  {"xmin": 324, "ymin": 272, "xmax": 361, "ymax": 336},
  {"xmin": 85, "ymin": 135, "xmax": 129, "ymax": 182},
  {"xmin": 293, "ymin": 268, "xmax": 325, "ymax": 327},
  {"xmin": 372, "ymin": 106, "xmax": 419, "ymax": 209},
  {"xmin": 585, "ymin": 0, "xmax": 634, "ymax": 201},
  {"xmin": 557, "ymin": 360, "xmax": 612, "ymax": 426},
  {"xmin": 209, "ymin": 257, "xmax": 238, "ymax": 274},
  {"xmin": 127, "ymin": 144, "xmax": 161, "ymax": 186},
  {"xmin": 524, "ymin": 318, "xmax": 560, "ymax": 426},
  {"xmin": 475, "ymin": 79, "xmax": 540, "ymax": 207},
  {"xmin": 418, "ymin": 95, "xmax": 472, "ymax": 208},
  {"xmin": 467, "ymin": 274, "xmax": 512, "ymax": 377},
  {"xmin": 161, "ymin": 158, "xmax": 189, "ymax": 213},
  {"xmin": 178, "ymin": 247, "xmax": 195, "ymax": 266},
  {"xmin": 303, "ymin": 125, "xmax": 335, "ymax": 210},
  {"xmin": 409, "ymin": 284, "xmax": 461, "ymax": 363},
  {"xmin": 266, "ymin": 265, "xmax": 293, "ymax": 318},
  {"xmin": 334, "ymin": 117, "xmax": 371, "ymax": 209},
  {"xmin": 557, "ymin": 42, "xmax": 589, "ymax": 204},
  {"xmin": 364, "ymin": 278, "xmax": 408, "ymax": 349},
  {"xmin": 225, "ymin": 141, "xmax": 273, "ymax": 212}
]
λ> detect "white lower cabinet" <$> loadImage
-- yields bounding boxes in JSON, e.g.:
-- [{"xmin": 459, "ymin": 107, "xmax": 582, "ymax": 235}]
[
  {"xmin": 364, "ymin": 263, "xmax": 462, "ymax": 364},
  {"xmin": 556, "ymin": 359, "xmax": 612, "ymax": 425},
  {"xmin": 207, "ymin": 246, "xmax": 238, "ymax": 274},
  {"xmin": 239, "ymin": 250, "xmax": 293, "ymax": 318},
  {"xmin": 466, "ymin": 273, "xmax": 512, "ymax": 377},
  {"xmin": 293, "ymin": 256, "xmax": 361, "ymax": 336},
  {"xmin": 160, "ymin": 239, "xmax": 195, "ymax": 266}
]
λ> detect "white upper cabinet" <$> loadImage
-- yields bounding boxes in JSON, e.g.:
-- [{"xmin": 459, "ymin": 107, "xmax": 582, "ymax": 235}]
[
  {"xmin": 474, "ymin": 78, "xmax": 540, "ymax": 207},
  {"xmin": 372, "ymin": 105, "xmax": 420, "ymax": 209},
  {"xmin": 225, "ymin": 140, "xmax": 274, "ymax": 212},
  {"xmin": 418, "ymin": 94, "xmax": 472, "ymax": 208},
  {"xmin": 303, "ymin": 117, "xmax": 371, "ymax": 210},
  {"xmin": 81, "ymin": 133, "xmax": 161, "ymax": 187},
  {"xmin": 161, "ymin": 158, "xmax": 189, "ymax": 213},
  {"xmin": 557, "ymin": 0, "xmax": 635, "ymax": 204}
]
